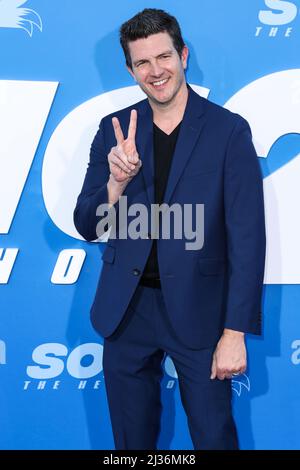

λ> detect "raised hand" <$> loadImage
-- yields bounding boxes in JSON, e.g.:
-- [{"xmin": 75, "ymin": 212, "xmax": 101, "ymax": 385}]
[{"xmin": 108, "ymin": 109, "xmax": 142, "ymax": 184}]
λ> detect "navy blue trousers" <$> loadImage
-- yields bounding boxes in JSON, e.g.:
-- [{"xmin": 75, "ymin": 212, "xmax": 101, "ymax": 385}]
[{"xmin": 103, "ymin": 284, "xmax": 238, "ymax": 450}]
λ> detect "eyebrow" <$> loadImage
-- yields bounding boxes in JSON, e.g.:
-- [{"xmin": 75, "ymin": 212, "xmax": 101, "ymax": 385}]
[{"xmin": 133, "ymin": 49, "xmax": 173, "ymax": 66}]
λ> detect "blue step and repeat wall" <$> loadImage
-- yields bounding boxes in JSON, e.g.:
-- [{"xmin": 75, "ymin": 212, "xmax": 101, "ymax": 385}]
[{"xmin": 1, "ymin": 0, "xmax": 300, "ymax": 450}]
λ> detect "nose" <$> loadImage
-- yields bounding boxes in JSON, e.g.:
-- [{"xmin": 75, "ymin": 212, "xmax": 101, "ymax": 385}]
[{"xmin": 149, "ymin": 60, "xmax": 164, "ymax": 78}]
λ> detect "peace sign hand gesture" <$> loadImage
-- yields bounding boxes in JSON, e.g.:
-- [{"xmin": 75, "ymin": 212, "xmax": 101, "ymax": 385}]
[{"xmin": 108, "ymin": 109, "xmax": 142, "ymax": 184}]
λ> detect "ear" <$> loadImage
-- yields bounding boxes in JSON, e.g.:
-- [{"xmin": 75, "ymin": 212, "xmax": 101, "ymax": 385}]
[{"xmin": 181, "ymin": 45, "xmax": 189, "ymax": 70}]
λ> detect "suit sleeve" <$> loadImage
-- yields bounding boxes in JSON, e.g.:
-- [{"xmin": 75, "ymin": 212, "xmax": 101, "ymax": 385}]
[
  {"xmin": 73, "ymin": 118, "xmax": 119, "ymax": 241},
  {"xmin": 224, "ymin": 117, "xmax": 266, "ymax": 334}
]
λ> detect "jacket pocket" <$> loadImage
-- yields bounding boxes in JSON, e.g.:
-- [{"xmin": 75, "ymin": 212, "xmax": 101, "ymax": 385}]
[
  {"xmin": 198, "ymin": 258, "xmax": 226, "ymax": 276},
  {"xmin": 101, "ymin": 245, "xmax": 116, "ymax": 264}
]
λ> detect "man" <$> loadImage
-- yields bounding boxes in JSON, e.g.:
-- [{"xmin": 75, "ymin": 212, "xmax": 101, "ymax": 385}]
[{"xmin": 73, "ymin": 8, "xmax": 266, "ymax": 450}]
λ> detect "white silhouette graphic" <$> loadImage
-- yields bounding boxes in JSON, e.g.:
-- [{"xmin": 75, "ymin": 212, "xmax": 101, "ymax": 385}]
[
  {"xmin": 0, "ymin": 0, "xmax": 42, "ymax": 37},
  {"xmin": 0, "ymin": 80, "xmax": 58, "ymax": 235},
  {"xmin": 225, "ymin": 69, "xmax": 300, "ymax": 284},
  {"xmin": 232, "ymin": 374, "xmax": 250, "ymax": 397}
]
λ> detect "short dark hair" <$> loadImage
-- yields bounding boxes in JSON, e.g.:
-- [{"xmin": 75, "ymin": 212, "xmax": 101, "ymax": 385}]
[{"xmin": 120, "ymin": 8, "xmax": 185, "ymax": 69}]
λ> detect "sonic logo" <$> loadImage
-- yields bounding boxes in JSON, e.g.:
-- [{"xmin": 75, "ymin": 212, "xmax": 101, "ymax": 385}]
[
  {"xmin": 232, "ymin": 373, "xmax": 250, "ymax": 397},
  {"xmin": 256, "ymin": 0, "xmax": 297, "ymax": 37},
  {"xmin": 0, "ymin": 0, "xmax": 42, "ymax": 37}
]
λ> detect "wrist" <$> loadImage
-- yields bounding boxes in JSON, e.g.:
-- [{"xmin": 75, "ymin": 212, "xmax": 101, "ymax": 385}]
[
  {"xmin": 223, "ymin": 328, "xmax": 245, "ymax": 338},
  {"xmin": 108, "ymin": 173, "xmax": 128, "ymax": 190},
  {"xmin": 107, "ymin": 174, "xmax": 128, "ymax": 206}
]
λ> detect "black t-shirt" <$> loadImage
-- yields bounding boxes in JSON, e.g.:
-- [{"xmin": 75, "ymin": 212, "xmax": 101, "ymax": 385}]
[{"xmin": 140, "ymin": 121, "xmax": 181, "ymax": 281}]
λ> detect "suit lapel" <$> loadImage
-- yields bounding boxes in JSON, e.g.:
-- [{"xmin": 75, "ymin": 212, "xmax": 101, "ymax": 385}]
[
  {"xmin": 135, "ymin": 85, "xmax": 207, "ymax": 207},
  {"xmin": 163, "ymin": 86, "xmax": 206, "ymax": 206},
  {"xmin": 135, "ymin": 99, "xmax": 155, "ymax": 206}
]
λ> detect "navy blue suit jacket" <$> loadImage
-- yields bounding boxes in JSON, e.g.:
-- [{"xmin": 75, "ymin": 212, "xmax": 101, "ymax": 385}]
[{"xmin": 74, "ymin": 85, "xmax": 266, "ymax": 349}]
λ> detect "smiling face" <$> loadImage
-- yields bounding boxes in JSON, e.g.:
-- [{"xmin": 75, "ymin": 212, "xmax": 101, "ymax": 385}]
[{"xmin": 127, "ymin": 32, "xmax": 188, "ymax": 107}]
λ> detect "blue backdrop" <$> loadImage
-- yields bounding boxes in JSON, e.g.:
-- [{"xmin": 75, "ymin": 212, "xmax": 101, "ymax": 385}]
[{"xmin": 1, "ymin": 0, "xmax": 300, "ymax": 450}]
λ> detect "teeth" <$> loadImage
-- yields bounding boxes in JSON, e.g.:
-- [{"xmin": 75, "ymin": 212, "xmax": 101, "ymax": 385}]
[{"xmin": 153, "ymin": 79, "xmax": 168, "ymax": 86}]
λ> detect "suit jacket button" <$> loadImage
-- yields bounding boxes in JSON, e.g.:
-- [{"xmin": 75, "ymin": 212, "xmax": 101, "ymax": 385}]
[{"xmin": 133, "ymin": 269, "xmax": 140, "ymax": 276}]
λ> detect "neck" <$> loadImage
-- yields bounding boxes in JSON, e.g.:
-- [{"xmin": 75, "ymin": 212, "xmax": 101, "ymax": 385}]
[{"xmin": 150, "ymin": 81, "xmax": 189, "ymax": 124}]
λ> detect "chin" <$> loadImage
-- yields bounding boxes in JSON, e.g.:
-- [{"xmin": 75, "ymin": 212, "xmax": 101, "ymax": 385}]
[
  {"xmin": 151, "ymin": 95, "xmax": 171, "ymax": 106},
  {"xmin": 157, "ymin": 91, "xmax": 176, "ymax": 104}
]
